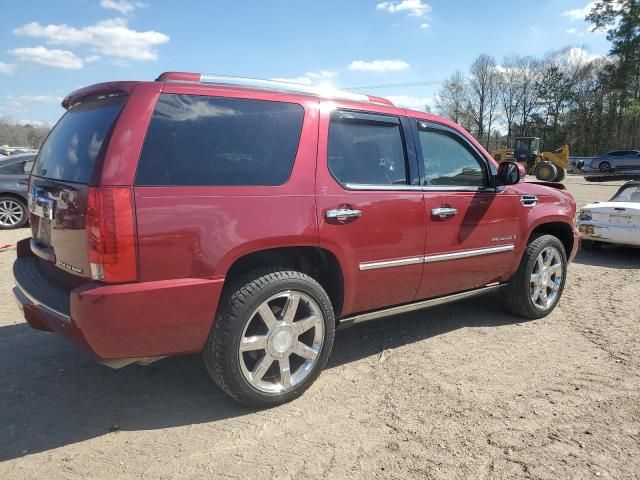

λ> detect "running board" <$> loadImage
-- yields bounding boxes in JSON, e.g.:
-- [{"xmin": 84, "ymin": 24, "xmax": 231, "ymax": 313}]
[{"xmin": 337, "ymin": 283, "xmax": 505, "ymax": 330}]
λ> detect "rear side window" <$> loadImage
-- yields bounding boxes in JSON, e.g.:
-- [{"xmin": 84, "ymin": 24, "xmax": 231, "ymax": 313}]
[
  {"xmin": 33, "ymin": 97, "xmax": 125, "ymax": 183},
  {"xmin": 0, "ymin": 161, "xmax": 26, "ymax": 175},
  {"xmin": 417, "ymin": 126, "xmax": 487, "ymax": 187},
  {"xmin": 135, "ymin": 94, "xmax": 304, "ymax": 186},
  {"xmin": 328, "ymin": 112, "xmax": 407, "ymax": 186}
]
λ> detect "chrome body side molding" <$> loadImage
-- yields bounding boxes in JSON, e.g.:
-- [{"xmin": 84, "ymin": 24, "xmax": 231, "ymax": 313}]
[
  {"xmin": 359, "ymin": 244, "xmax": 515, "ymax": 270},
  {"xmin": 337, "ymin": 283, "xmax": 505, "ymax": 330}
]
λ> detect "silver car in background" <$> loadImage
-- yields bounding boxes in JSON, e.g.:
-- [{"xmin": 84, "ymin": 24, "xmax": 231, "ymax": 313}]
[{"xmin": 590, "ymin": 150, "xmax": 640, "ymax": 173}]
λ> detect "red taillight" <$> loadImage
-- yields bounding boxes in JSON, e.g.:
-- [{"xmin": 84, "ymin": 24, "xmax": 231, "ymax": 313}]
[{"xmin": 86, "ymin": 187, "xmax": 137, "ymax": 283}]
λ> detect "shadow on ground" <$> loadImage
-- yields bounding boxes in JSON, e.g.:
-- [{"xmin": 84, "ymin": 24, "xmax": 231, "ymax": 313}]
[
  {"xmin": 573, "ymin": 245, "xmax": 640, "ymax": 269},
  {"xmin": 0, "ymin": 293, "xmax": 525, "ymax": 461}
]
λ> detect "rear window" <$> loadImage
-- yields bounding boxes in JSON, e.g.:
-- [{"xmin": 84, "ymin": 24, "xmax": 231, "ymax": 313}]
[
  {"xmin": 32, "ymin": 96, "xmax": 125, "ymax": 183},
  {"xmin": 135, "ymin": 94, "xmax": 304, "ymax": 186}
]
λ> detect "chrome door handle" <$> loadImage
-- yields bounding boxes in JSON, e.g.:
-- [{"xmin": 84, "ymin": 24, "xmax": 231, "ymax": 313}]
[
  {"xmin": 431, "ymin": 207, "xmax": 458, "ymax": 219},
  {"xmin": 326, "ymin": 208, "xmax": 362, "ymax": 220}
]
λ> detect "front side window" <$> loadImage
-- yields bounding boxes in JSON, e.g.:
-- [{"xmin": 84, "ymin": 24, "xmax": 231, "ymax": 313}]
[
  {"xmin": 328, "ymin": 112, "xmax": 407, "ymax": 186},
  {"xmin": 136, "ymin": 94, "xmax": 304, "ymax": 186},
  {"xmin": 418, "ymin": 125, "xmax": 487, "ymax": 187}
]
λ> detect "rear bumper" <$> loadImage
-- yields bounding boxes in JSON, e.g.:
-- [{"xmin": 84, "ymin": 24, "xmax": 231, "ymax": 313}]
[
  {"xmin": 13, "ymin": 240, "xmax": 225, "ymax": 362},
  {"xmin": 577, "ymin": 222, "xmax": 640, "ymax": 247}
]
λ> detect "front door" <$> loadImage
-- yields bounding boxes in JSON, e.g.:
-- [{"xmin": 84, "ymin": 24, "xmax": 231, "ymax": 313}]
[
  {"xmin": 316, "ymin": 104, "xmax": 425, "ymax": 315},
  {"xmin": 412, "ymin": 121, "xmax": 521, "ymax": 300}
]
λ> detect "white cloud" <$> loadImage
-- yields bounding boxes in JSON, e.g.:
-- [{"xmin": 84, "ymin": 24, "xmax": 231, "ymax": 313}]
[
  {"xmin": 8, "ymin": 94, "xmax": 63, "ymax": 104},
  {"xmin": 563, "ymin": 46, "xmax": 602, "ymax": 64},
  {"xmin": 100, "ymin": 0, "xmax": 147, "ymax": 15},
  {"xmin": 562, "ymin": 2, "xmax": 595, "ymax": 21},
  {"xmin": 376, "ymin": 0, "xmax": 431, "ymax": 17},
  {"xmin": 419, "ymin": 23, "xmax": 430, "ymax": 29},
  {"xmin": 272, "ymin": 70, "xmax": 338, "ymax": 85},
  {"xmin": 348, "ymin": 59, "xmax": 410, "ymax": 73},
  {"xmin": 14, "ymin": 18, "xmax": 169, "ymax": 61},
  {"xmin": 565, "ymin": 27, "xmax": 586, "ymax": 36},
  {"xmin": 385, "ymin": 95, "xmax": 434, "ymax": 111},
  {"xmin": 272, "ymin": 76, "xmax": 314, "ymax": 85},
  {"xmin": 0, "ymin": 62, "xmax": 16, "ymax": 75},
  {"xmin": 10, "ymin": 46, "xmax": 84, "ymax": 70},
  {"xmin": 84, "ymin": 54, "xmax": 101, "ymax": 63}
]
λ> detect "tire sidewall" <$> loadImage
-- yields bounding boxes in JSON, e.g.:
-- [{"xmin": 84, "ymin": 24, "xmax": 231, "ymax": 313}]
[
  {"xmin": 521, "ymin": 236, "xmax": 568, "ymax": 316},
  {"xmin": 209, "ymin": 271, "xmax": 335, "ymax": 407}
]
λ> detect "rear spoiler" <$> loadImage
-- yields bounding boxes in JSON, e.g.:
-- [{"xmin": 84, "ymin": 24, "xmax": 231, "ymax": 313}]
[{"xmin": 62, "ymin": 81, "xmax": 138, "ymax": 110}]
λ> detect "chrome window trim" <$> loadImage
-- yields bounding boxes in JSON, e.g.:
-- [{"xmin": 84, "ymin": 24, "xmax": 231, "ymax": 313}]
[
  {"xmin": 344, "ymin": 183, "xmax": 423, "ymax": 191},
  {"xmin": 359, "ymin": 244, "xmax": 515, "ymax": 270}
]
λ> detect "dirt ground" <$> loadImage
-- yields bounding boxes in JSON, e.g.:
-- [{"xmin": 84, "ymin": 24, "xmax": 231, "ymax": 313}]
[{"xmin": 1, "ymin": 175, "xmax": 639, "ymax": 480}]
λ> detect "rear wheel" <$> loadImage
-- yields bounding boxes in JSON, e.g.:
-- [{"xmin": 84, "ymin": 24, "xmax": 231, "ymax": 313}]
[
  {"xmin": 554, "ymin": 168, "xmax": 566, "ymax": 183},
  {"xmin": 502, "ymin": 235, "xmax": 567, "ymax": 319},
  {"xmin": 534, "ymin": 162, "xmax": 558, "ymax": 182},
  {"xmin": 0, "ymin": 196, "xmax": 28, "ymax": 229},
  {"xmin": 204, "ymin": 268, "xmax": 335, "ymax": 407},
  {"xmin": 598, "ymin": 161, "xmax": 612, "ymax": 173}
]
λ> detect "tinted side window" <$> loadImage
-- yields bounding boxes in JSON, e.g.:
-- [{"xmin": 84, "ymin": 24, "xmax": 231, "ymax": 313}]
[
  {"xmin": 328, "ymin": 113, "xmax": 407, "ymax": 186},
  {"xmin": 136, "ymin": 95, "xmax": 304, "ymax": 186},
  {"xmin": 418, "ymin": 126, "xmax": 487, "ymax": 187},
  {"xmin": 0, "ymin": 161, "xmax": 25, "ymax": 175}
]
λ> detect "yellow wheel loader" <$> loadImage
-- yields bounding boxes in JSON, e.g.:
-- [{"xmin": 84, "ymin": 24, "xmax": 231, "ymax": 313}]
[{"xmin": 492, "ymin": 137, "xmax": 571, "ymax": 182}]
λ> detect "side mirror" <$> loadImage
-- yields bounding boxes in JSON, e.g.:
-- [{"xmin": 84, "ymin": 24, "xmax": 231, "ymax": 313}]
[{"xmin": 497, "ymin": 161, "xmax": 524, "ymax": 185}]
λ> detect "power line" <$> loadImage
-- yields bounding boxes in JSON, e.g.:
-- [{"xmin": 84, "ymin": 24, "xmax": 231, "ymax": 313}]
[{"xmin": 343, "ymin": 80, "xmax": 442, "ymax": 91}]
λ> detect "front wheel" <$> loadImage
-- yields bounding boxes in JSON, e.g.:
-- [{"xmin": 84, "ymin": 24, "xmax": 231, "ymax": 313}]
[
  {"xmin": 501, "ymin": 235, "xmax": 567, "ymax": 319},
  {"xmin": 204, "ymin": 268, "xmax": 335, "ymax": 408}
]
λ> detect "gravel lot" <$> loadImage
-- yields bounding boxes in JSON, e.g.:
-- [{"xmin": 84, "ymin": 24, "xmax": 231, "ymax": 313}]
[{"xmin": 1, "ymin": 175, "xmax": 639, "ymax": 480}]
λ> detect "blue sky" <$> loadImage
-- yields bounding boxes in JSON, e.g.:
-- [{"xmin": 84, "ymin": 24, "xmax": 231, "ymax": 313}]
[{"xmin": 0, "ymin": 0, "xmax": 611, "ymax": 125}]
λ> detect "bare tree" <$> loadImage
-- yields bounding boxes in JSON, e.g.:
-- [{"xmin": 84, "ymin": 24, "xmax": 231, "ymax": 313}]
[
  {"xmin": 466, "ymin": 54, "xmax": 499, "ymax": 148},
  {"xmin": 434, "ymin": 71, "xmax": 467, "ymax": 124},
  {"xmin": 498, "ymin": 55, "xmax": 525, "ymax": 147}
]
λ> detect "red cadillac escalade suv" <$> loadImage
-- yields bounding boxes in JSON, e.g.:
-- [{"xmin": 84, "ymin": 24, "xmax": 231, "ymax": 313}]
[{"xmin": 13, "ymin": 72, "xmax": 579, "ymax": 407}]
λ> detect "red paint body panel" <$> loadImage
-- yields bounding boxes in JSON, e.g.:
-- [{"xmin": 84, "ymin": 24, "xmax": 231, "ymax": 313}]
[{"xmin": 14, "ymin": 76, "xmax": 580, "ymax": 364}]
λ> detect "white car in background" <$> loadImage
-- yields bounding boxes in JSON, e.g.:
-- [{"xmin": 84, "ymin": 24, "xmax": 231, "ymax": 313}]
[{"xmin": 578, "ymin": 181, "xmax": 640, "ymax": 250}]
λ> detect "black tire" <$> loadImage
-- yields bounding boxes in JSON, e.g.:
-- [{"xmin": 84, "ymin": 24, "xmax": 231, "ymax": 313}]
[
  {"xmin": 501, "ymin": 234, "xmax": 568, "ymax": 319},
  {"xmin": 203, "ymin": 267, "xmax": 335, "ymax": 408},
  {"xmin": 554, "ymin": 168, "xmax": 566, "ymax": 183},
  {"xmin": 581, "ymin": 239, "xmax": 602, "ymax": 251},
  {"xmin": 598, "ymin": 161, "xmax": 612, "ymax": 173},
  {"xmin": 0, "ymin": 196, "xmax": 28, "ymax": 229},
  {"xmin": 534, "ymin": 162, "xmax": 558, "ymax": 182}
]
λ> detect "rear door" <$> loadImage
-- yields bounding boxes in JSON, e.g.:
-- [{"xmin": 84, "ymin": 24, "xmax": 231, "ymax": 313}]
[
  {"xmin": 316, "ymin": 104, "xmax": 425, "ymax": 315},
  {"xmin": 412, "ymin": 120, "xmax": 521, "ymax": 300},
  {"xmin": 29, "ymin": 96, "xmax": 126, "ymax": 278}
]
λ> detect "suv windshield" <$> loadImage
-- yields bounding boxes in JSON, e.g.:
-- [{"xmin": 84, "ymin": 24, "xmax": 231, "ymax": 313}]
[{"xmin": 32, "ymin": 96, "xmax": 125, "ymax": 183}]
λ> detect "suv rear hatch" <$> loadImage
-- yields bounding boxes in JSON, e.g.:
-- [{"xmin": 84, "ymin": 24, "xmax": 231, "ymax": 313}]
[{"xmin": 29, "ymin": 94, "xmax": 137, "ymax": 283}]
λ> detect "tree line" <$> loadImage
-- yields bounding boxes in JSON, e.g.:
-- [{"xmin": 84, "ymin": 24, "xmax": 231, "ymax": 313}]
[
  {"xmin": 0, "ymin": 119, "xmax": 50, "ymax": 150},
  {"xmin": 434, "ymin": 0, "xmax": 639, "ymax": 156}
]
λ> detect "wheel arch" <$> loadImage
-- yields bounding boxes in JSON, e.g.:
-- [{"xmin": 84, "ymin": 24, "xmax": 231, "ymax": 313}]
[
  {"xmin": 223, "ymin": 246, "xmax": 345, "ymax": 317},
  {"xmin": 527, "ymin": 220, "xmax": 574, "ymax": 258}
]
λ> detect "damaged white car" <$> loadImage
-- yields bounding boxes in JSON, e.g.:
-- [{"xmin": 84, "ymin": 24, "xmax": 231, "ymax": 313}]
[{"xmin": 578, "ymin": 181, "xmax": 640, "ymax": 250}]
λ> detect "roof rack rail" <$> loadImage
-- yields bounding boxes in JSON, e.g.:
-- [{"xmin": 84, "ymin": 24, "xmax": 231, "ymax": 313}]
[{"xmin": 155, "ymin": 71, "xmax": 394, "ymax": 106}]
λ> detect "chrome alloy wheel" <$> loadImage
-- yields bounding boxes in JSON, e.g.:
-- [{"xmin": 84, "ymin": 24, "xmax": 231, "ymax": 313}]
[
  {"xmin": 239, "ymin": 291, "xmax": 325, "ymax": 394},
  {"xmin": 530, "ymin": 246, "xmax": 564, "ymax": 310},
  {"xmin": 0, "ymin": 199, "xmax": 24, "ymax": 228}
]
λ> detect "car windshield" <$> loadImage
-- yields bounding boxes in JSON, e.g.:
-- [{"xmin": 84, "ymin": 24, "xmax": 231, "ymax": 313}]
[{"xmin": 611, "ymin": 184, "xmax": 640, "ymax": 203}]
